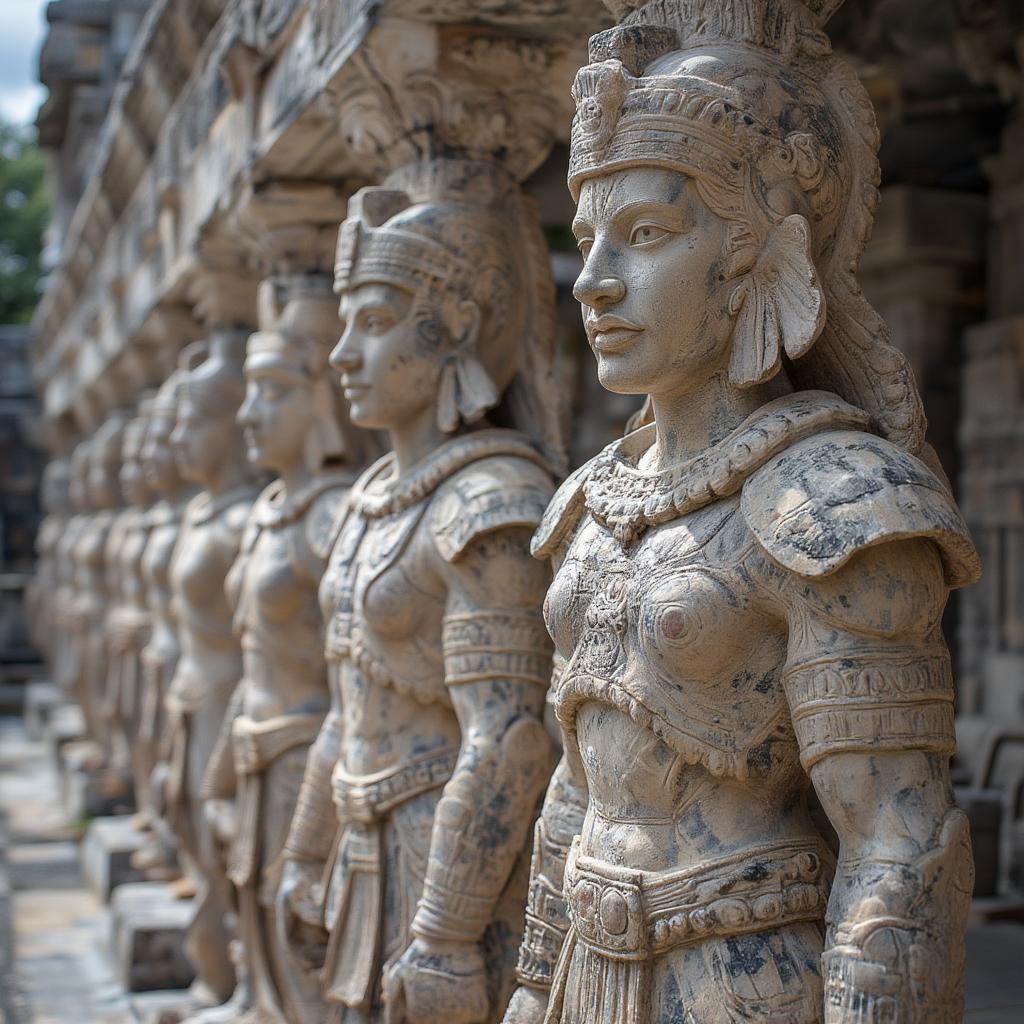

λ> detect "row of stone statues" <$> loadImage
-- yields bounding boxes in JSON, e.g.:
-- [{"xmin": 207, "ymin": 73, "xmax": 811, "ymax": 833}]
[{"xmin": 28, "ymin": 2, "xmax": 982, "ymax": 1022}]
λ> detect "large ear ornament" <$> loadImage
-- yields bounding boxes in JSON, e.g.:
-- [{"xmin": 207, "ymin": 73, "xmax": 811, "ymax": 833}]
[{"xmin": 727, "ymin": 214, "xmax": 827, "ymax": 389}]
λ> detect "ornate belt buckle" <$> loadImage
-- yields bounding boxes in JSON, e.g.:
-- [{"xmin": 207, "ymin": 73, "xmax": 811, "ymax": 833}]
[
  {"xmin": 570, "ymin": 872, "xmax": 646, "ymax": 960},
  {"xmin": 231, "ymin": 724, "xmax": 259, "ymax": 775}
]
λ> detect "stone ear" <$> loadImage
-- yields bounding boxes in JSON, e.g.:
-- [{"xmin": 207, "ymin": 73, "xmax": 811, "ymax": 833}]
[
  {"xmin": 436, "ymin": 299, "xmax": 498, "ymax": 433},
  {"xmin": 727, "ymin": 214, "xmax": 826, "ymax": 389}
]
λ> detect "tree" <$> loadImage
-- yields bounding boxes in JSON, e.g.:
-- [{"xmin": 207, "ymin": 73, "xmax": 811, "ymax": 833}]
[{"xmin": 0, "ymin": 121, "xmax": 48, "ymax": 325}]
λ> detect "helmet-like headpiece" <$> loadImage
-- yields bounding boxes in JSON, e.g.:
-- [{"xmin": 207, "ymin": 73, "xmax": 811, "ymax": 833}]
[
  {"xmin": 246, "ymin": 273, "xmax": 377, "ymax": 472},
  {"xmin": 570, "ymin": 0, "xmax": 925, "ymax": 451},
  {"xmin": 334, "ymin": 159, "xmax": 567, "ymax": 474}
]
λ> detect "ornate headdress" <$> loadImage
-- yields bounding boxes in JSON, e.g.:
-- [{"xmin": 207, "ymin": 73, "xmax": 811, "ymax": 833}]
[
  {"xmin": 570, "ymin": 0, "xmax": 926, "ymax": 452},
  {"xmin": 246, "ymin": 273, "xmax": 377, "ymax": 471},
  {"xmin": 41, "ymin": 458, "xmax": 71, "ymax": 515},
  {"xmin": 150, "ymin": 370, "xmax": 184, "ymax": 423},
  {"xmin": 124, "ymin": 392, "xmax": 156, "ymax": 461},
  {"xmin": 179, "ymin": 332, "xmax": 247, "ymax": 417},
  {"xmin": 335, "ymin": 159, "xmax": 567, "ymax": 475}
]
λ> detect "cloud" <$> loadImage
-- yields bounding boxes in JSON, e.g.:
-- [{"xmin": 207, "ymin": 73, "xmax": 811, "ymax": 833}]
[{"xmin": 0, "ymin": 0, "xmax": 50, "ymax": 125}]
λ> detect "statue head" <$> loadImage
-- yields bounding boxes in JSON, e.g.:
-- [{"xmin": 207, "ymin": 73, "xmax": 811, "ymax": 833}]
[
  {"xmin": 238, "ymin": 274, "xmax": 373, "ymax": 478},
  {"xmin": 142, "ymin": 371, "xmax": 186, "ymax": 498},
  {"xmin": 569, "ymin": 0, "xmax": 924, "ymax": 450},
  {"xmin": 41, "ymin": 458, "xmax": 71, "ymax": 516},
  {"xmin": 68, "ymin": 441, "xmax": 91, "ymax": 512},
  {"xmin": 330, "ymin": 160, "xmax": 566, "ymax": 473},
  {"xmin": 170, "ymin": 332, "xmax": 250, "ymax": 488},
  {"xmin": 120, "ymin": 396, "xmax": 155, "ymax": 508},
  {"xmin": 88, "ymin": 412, "xmax": 130, "ymax": 509}
]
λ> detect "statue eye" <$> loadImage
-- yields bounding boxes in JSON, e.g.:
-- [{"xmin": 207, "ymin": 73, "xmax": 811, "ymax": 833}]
[
  {"xmin": 362, "ymin": 311, "xmax": 392, "ymax": 333},
  {"xmin": 630, "ymin": 223, "xmax": 669, "ymax": 246},
  {"xmin": 577, "ymin": 237, "xmax": 594, "ymax": 260}
]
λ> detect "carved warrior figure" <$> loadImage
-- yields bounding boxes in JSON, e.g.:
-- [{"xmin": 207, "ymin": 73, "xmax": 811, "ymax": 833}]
[
  {"xmin": 281, "ymin": 162, "xmax": 564, "ymax": 1024},
  {"xmin": 80, "ymin": 413, "xmax": 130, "ymax": 762},
  {"xmin": 505, "ymin": 3, "xmax": 982, "ymax": 1024},
  {"xmin": 166, "ymin": 335, "xmax": 260, "ymax": 1006},
  {"xmin": 29, "ymin": 457, "xmax": 71, "ymax": 671},
  {"xmin": 133, "ymin": 371, "xmax": 194, "ymax": 879},
  {"xmin": 54, "ymin": 444, "xmax": 92, "ymax": 726},
  {"xmin": 109, "ymin": 400, "xmax": 157, "ymax": 798},
  {"xmin": 199, "ymin": 274, "xmax": 375, "ymax": 1024}
]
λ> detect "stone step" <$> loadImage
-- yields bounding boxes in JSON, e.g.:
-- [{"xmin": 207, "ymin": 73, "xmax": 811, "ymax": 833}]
[
  {"xmin": 81, "ymin": 816, "xmax": 147, "ymax": 901},
  {"xmin": 109, "ymin": 882, "xmax": 195, "ymax": 993}
]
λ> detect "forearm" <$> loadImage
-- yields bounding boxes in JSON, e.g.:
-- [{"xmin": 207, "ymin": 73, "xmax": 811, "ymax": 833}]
[
  {"xmin": 199, "ymin": 679, "xmax": 245, "ymax": 800},
  {"xmin": 515, "ymin": 755, "xmax": 587, "ymax": 992},
  {"xmin": 284, "ymin": 705, "xmax": 342, "ymax": 863},
  {"xmin": 412, "ymin": 706, "xmax": 552, "ymax": 946},
  {"xmin": 817, "ymin": 757, "xmax": 972, "ymax": 1024}
]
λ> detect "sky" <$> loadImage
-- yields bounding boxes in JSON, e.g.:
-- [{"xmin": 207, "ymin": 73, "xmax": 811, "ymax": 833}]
[{"xmin": 0, "ymin": 0, "xmax": 50, "ymax": 126}]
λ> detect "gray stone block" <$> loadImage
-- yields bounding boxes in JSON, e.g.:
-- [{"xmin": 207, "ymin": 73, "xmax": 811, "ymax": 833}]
[{"xmin": 110, "ymin": 882, "xmax": 194, "ymax": 993}]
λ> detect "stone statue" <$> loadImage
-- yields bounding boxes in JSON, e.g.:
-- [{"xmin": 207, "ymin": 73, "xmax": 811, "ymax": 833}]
[
  {"xmin": 133, "ymin": 371, "xmax": 194, "ymax": 880},
  {"xmin": 166, "ymin": 333, "xmax": 260, "ymax": 1009},
  {"xmin": 109, "ymin": 400, "xmax": 156, "ymax": 805},
  {"xmin": 81, "ymin": 413, "xmax": 129, "ymax": 766},
  {"xmin": 504, "ymin": 2, "xmax": 982, "ymax": 1023},
  {"xmin": 30, "ymin": 457, "xmax": 71, "ymax": 679},
  {"xmin": 54, "ymin": 444, "xmax": 93, "ymax": 732},
  {"xmin": 199, "ymin": 271, "xmax": 374, "ymax": 1024},
  {"xmin": 280, "ymin": 162, "xmax": 565, "ymax": 1024}
]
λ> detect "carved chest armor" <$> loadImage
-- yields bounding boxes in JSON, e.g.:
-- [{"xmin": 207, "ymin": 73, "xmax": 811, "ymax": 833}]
[
  {"xmin": 549, "ymin": 495, "xmax": 793, "ymax": 785},
  {"xmin": 320, "ymin": 431, "xmax": 556, "ymax": 710}
]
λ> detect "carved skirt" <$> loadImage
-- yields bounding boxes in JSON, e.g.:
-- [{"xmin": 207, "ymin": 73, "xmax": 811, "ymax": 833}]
[
  {"xmin": 322, "ymin": 755, "xmax": 529, "ymax": 1023},
  {"xmin": 545, "ymin": 839, "xmax": 830, "ymax": 1024}
]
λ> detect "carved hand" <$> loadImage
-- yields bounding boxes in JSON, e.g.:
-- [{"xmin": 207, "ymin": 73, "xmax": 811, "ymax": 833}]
[
  {"xmin": 501, "ymin": 985, "xmax": 549, "ymax": 1024},
  {"xmin": 383, "ymin": 938, "xmax": 489, "ymax": 1024},
  {"xmin": 202, "ymin": 797, "xmax": 237, "ymax": 849},
  {"xmin": 276, "ymin": 857, "xmax": 329, "ymax": 970},
  {"xmin": 279, "ymin": 856, "xmax": 326, "ymax": 930}
]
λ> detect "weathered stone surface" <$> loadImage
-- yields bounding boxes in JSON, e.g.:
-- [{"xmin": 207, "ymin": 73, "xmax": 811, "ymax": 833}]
[{"xmin": 505, "ymin": 3, "xmax": 979, "ymax": 1023}]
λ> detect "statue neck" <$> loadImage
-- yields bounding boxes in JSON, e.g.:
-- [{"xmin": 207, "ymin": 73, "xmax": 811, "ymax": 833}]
[
  {"xmin": 389, "ymin": 403, "xmax": 452, "ymax": 479},
  {"xmin": 648, "ymin": 369, "xmax": 793, "ymax": 471}
]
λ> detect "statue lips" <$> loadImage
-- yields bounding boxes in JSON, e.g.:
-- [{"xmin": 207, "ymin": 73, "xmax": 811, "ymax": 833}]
[
  {"xmin": 588, "ymin": 314, "xmax": 644, "ymax": 354},
  {"xmin": 341, "ymin": 378, "xmax": 371, "ymax": 398}
]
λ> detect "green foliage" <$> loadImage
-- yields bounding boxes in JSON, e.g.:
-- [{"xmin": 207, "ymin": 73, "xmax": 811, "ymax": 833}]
[{"xmin": 0, "ymin": 121, "xmax": 49, "ymax": 324}]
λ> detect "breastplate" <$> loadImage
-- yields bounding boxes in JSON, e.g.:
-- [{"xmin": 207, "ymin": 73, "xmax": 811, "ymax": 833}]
[
  {"xmin": 234, "ymin": 521, "xmax": 323, "ymax": 685},
  {"xmin": 170, "ymin": 519, "xmax": 236, "ymax": 648},
  {"xmin": 548, "ymin": 496, "xmax": 794, "ymax": 781},
  {"xmin": 120, "ymin": 522, "xmax": 150, "ymax": 609},
  {"xmin": 322, "ymin": 501, "xmax": 447, "ymax": 707}
]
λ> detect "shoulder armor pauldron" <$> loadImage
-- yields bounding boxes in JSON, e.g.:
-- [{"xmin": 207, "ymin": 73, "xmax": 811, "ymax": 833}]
[
  {"xmin": 305, "ymin": 485, "xmax": 351, "ymax": 565},
  {"xmin": 431, "ymin": 456, "xmax": 554, "ymax": 564},
  {"xmin": 741, "ymin": 430, "xmax": 980, "ymax": 588},
  {"xmin": 531, "ymin": 457, "xmax": 598, "ymax": 561}
]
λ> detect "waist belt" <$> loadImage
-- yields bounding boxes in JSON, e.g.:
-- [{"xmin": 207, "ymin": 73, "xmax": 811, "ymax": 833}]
[
  {"xmin": 330, "ymin": 745, "xmax": 459, "ymax": 825},
  {"xmin": 565, "ymin": 836, "xmax": 831, "ymax": 961},
  {"xmin": 231, "ymin": 713, "xmax": 323, "ymax": 776},
  {"xmin": 322, "ymin": 745, "xmax": 458, "ymax": 1012}
]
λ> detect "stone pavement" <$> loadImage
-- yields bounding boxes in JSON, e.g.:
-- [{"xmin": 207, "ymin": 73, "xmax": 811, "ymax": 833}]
[{"xmin": 3, "ymin": 713, "xmax": 1024, "ymax": 1022}]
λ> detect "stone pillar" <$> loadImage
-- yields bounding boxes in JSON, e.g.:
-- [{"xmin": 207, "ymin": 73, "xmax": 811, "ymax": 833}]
[
  {"xmin": 861, "ymin": 185, "xmax": 986, "ymax": 486},
  {"xmin": 953, "ymin": 16, "xmax": 1024, "ymax": 723}
]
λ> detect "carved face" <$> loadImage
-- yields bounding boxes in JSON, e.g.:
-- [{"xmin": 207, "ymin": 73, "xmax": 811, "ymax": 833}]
[
  {"xmin": 237, "ymin": 351, "xmax": 317, "ymax": 475},
  {"xmin": 171, "ymin": 396, "xmax": 236, "ymax": 487},
  {"xmin": 331, "ymin": 282, "xmax": 439, "ymax": 433},
  {"xmin": 119, "ymin": 447, "xmax": 150, "ymax": 507},
  {"xmin": 572, "ymin": 167, "xmax": 733, "ymax": 397},
  {"xmin": 141, "ymin": 415, "xmax": 179, "ymax": 496},
  {"xmin": 88, "ymin": 445, "xmax": 121, "ymax": 509}
]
